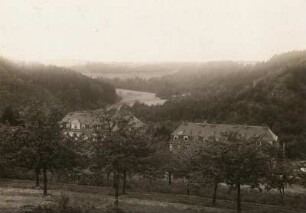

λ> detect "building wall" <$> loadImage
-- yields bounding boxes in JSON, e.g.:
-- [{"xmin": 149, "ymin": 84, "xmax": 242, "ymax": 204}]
[{"xmin": 71, "ymin": 119, "xmax": 81, "ymax": 130}]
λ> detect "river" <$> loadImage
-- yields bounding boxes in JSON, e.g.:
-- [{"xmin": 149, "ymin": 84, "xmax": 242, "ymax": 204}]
[{"xmin": 115, "ymin": 89, "xmax": 166, "ymax": 106}]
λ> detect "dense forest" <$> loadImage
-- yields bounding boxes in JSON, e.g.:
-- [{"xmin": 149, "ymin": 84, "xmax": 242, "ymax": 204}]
[
  {"xmin": 117, "ymin": 51, "xmax": 306, "ymax": 159},
  {"xmin": 0, "ymin": 56, "xmax": 117, "ymax": 113}
]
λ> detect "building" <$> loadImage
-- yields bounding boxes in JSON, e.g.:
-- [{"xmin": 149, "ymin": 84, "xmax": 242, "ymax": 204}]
[
  {"xmin": 61, "ymin": 109, "xmax": 145, "ymax": 138},
  {"xmin": 170, "ymin": 122, "xmax": 279, "ymax": 151}
]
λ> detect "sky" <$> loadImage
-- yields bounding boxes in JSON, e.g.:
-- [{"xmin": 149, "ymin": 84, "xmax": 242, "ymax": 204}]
[{"xmin": 0, "ymin": 0, "xmax": 306, "ymax": 64}]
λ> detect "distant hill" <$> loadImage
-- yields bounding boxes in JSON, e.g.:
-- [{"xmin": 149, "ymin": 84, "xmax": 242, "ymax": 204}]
[
  {"xmin": 125, "ymin": 51, "xmax": 306, "ymax": 159},
  {"xmin": 70, "ymin": 62, "xmax": 209, "ymax": 79},
  {"xmin": 0, "ymin": 56, "xmax": 117, "ymax": 112}
]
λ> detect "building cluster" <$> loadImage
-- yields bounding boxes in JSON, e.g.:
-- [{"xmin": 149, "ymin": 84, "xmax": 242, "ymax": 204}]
[
  {"xmin": 61, "ymin": 111, "xmax": 280, "ymax": 150},
  {"xmin": 61, "ymin": 109, "xmax": 144, "ymax": 138}
]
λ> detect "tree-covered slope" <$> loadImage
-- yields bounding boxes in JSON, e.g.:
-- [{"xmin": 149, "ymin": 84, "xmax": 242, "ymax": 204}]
[
  {"xmin": 128, "ymin": 51, "xmax": 306, "ymax": 159},
  {"xmin": 0, "ymin": 57, "xmax": 117, "ymax": 112}
]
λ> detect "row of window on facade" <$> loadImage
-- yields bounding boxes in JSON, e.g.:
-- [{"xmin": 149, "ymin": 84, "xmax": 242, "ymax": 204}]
[
  {"xmin": 173, "ymin": 135, "xmax": 218, "ymax": 142},
  {"xmin": 66, "ymin": 123, "xmax": 102, "ymax": 130},
  {"xmin": 173, "ymin": 135, "xmax": 275, "ymax": 145}
]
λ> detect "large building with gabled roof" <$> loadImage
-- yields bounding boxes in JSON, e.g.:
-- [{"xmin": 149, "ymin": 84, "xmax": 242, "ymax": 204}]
[
  {"xmin": 61, "ymin": 109, "xmax": 145, "ymax": 138},
  {"xmin": 170, "ymin": 122, "xmax": 279, "ymax": 151}
]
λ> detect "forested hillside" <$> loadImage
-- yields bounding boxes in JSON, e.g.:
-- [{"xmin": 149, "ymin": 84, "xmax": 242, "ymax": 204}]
[
  {"xmin": 72, "ymin": 62, "xmax": 203, "ymax": 79},
  {"xmin": 125, "ymin": 51, "xmax": 306, "ymax": 159},
  {"xmin": 0, "ymin": 56, "xmax": 117, "ymax": 112}
]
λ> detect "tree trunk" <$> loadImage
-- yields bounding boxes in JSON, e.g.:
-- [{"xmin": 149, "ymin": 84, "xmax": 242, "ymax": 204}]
[
  {"xmin": 237, "ymin": 183, "xmax": 241, "ymax": 213},
  {"xmin": 168, "ymin": 172, "xmax": 172, "ymax": 185},
  {"xmin": 279, "ymin": 186, "xmax": 285, "ymax": 206},
  {"xmin": 114, "ymin": 171, "xmax": 120, "ymax": 206},
  {"xmin": 122, "ymin": 171, "xmax": 127, "ymax": 194},
  {"xmin": 282, "ymin": 186, "xmax": 285, "ymax": 206},
  {"xmin": 186, "ymin": 177, "xmax": 190, "ymax": 196},
  {"xmin": 35, "ymin": 168, "xmax": 40, "ymax": 187},
  {"xmin": 106, "ymin": 172, "xmax": 110, "ymax": 186},
  {"xmin": 43, "ymin": 166, "xmax": 48, "ymax": 196},
  {"xmin": 212, "ymin": 181, "xmax": 218, "ymax": 205},
  {"xmin": 113, "ymin": 171, "xmax": 116, "ymax": 188}
]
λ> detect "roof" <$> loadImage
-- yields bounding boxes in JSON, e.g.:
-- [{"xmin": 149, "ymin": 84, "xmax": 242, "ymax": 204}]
[
  {"xmin": 172, "ymin": 122, "xmax": 278, "ymax": 141},
  {"xmin": 61, "ymin": 111, "xmax": 101, "ymax": 125},
  {"xmin": 61, "ymin": 110, "xmax": 145, "ymax": 128}
]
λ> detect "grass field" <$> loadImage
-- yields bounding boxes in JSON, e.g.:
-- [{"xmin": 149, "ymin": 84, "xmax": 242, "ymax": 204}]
[{"xmin": 0, "ymin": 179, "xmax": 305, "ymax": 213}]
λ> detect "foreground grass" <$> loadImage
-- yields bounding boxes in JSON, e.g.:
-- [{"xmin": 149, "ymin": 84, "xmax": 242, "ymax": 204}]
[
  {"xmin": 0, "ymin": 179, "xmax": 304, "ymax": 213},
  {"xmin": 0, "ymin": 179, "xmax": 225, "ymax": 213},
  {"xmin": 0, "ymin": 186, "xmax": 218, "ymax": 213}
]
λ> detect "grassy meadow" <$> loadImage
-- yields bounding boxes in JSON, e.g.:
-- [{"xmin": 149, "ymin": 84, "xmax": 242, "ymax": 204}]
[{"xmin": 0, "ymin": 178, "xmax": 305, "ymax": 213}]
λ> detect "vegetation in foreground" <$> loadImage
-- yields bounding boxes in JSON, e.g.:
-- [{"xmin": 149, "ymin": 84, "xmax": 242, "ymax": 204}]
[
  {"xmin": 1, "ymin": 104, "xmax": 306, "ymax": 213},
  {"xmin": 0, "ymin": 179, "xmax": 305, "ymax": 213}
]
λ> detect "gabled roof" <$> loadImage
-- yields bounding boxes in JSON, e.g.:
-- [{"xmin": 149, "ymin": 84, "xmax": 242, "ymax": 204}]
[
  {"xmin": 172, "ymin": 122, "xmax": 278, "ymax": 141},
  {"xmin": 61, "ymin": 111, "xmax": 101, "ymax": 125},
  {"xmin": 61, "ymin": 110, "xmax": 145, "ymax": 128}
]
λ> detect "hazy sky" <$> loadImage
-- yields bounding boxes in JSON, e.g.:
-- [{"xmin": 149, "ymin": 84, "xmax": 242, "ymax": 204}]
[{"xmin": 0, "ymin": 0, "xmax": 306, "ymax": 64}]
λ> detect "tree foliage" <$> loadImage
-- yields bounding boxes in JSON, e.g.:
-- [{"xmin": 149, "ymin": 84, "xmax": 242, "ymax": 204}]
[
  {"xmin": 4, "ymin": 104, "xmax": 78, "ymax": 195},
  {"xmin": 189, "ymin": 132, "xmax": 279, "ymax": 212},
  {"xmin": 0, "ymin": 57, "xmax": 117, "ymax": 113},
  {"xmin": 127, "ymin": 51, "xmax": 306, "ymax": 159},
  {"xmin": 92, "ymin": 108, "xmax": 155, "ymax": 205}
]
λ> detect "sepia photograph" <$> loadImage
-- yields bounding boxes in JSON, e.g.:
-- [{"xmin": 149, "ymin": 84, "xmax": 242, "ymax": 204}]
[{"xmin": 0, "ymin": 0, "xmax": 306, "ymax": 212}]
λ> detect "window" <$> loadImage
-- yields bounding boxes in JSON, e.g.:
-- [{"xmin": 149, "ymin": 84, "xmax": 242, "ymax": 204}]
[
  {"xmin": 173, "ymin": 135, "xmax": 179, "ymax": 141},
  {"xmin": 72, "ymin": 124, "xmax": 80, "ymax": 130},
  {"xmin": 169, "ymin": 144, "xmax": 173, "ymax": 151},
  {"xmin": 183, "ymin": 136, "xmax": 189, "ymax": 141},
  {"xmin": 178, "ymin": 130, "xmax": 184, "ymax": 135}
]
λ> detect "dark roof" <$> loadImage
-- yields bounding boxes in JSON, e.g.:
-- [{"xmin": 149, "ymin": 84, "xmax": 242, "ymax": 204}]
[
  {"xmin": 61, "ymin": 110, "xmax": 145, "ymax": 128},
  {"xmin": 62, "ymin": 111, "xmax": 101, "ymax": 125},
  {"xmin": 172, "ymin": 122, "xmax": 278, "ymax": 141}
]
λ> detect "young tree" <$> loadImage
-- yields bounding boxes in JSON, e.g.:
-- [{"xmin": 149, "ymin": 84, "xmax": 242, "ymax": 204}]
[
  {"xmin": 264, "ymin": 158, "xmax": 296, "ymax": 206},
  {"xmin": 171, "ymin": 144, "xmax": 195, "ymax": 195},
  {"xmin": 192, "ymin": 136, "xmax": 225, "ymax": 205},
  {"xmin": 0, "ymin": 123, "xmax": 37, "ymax": 180},
  {"xmin": 216, "ymin": 132, "xmax": 275, "ymax": 213},
  {"xmin": 93, "ymin": 108, "xmax": 154, "ymax": 206},
  {"xmin": 14, "ymin": 104, "xmax": 76, "ymax": 195},
  {"xmin": 0, "ymin": 125, "xmax": 17, "ymax": 176}
]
